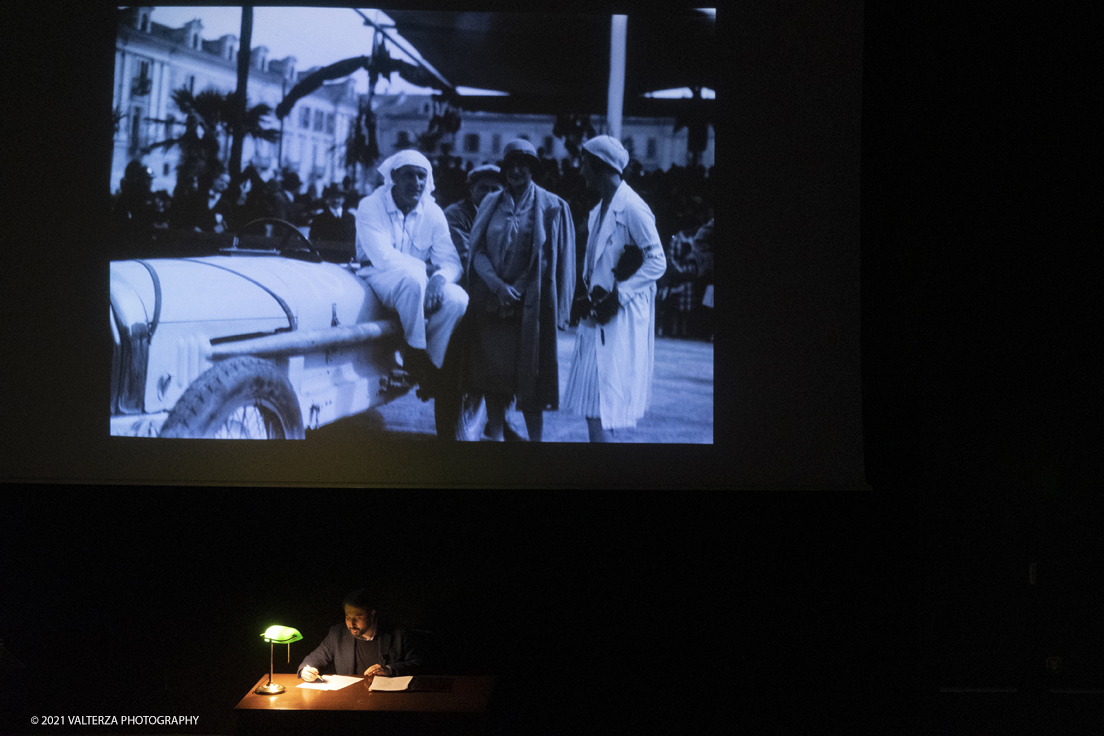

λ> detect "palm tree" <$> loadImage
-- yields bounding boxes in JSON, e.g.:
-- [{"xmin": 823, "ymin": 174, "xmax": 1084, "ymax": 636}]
[
  {"xmin": 228, "ymin": 7, "xmax": 254, "ymax": 182},
  {"xmin": 146, "ymin": 88, "xmax": 280, "ymax": 195}
]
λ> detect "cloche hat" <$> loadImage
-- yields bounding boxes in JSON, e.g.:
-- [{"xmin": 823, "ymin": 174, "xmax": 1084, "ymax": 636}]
[
  {"xmin": 467, "ymin": 164, "xmax": 501, "ymax": 184},
  {"xmin": 582, "ymin": 135, "xmax": 630, "ymax": 174},
  {"xmin": 502, "ymin": 139, "xmax": 541, "ymax": 167}
]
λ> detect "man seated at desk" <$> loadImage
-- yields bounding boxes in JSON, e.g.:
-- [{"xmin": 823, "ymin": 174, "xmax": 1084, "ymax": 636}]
[{"xmin": 298, "ymin": 589, "xmax": 424, "ymax": 680}]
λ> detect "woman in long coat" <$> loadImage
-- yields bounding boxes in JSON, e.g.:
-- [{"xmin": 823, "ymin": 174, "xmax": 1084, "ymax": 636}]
[
  {"xmin": 465, "ymin": 139, "xmax": 575, "ymax": 441},
  {"xmin": 563, "ymin": 136, "xmax": 667, "ymax": 442}
]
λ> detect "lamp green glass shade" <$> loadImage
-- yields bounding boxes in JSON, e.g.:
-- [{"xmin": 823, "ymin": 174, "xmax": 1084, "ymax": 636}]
[
  {"xmin": 255, "ymin": 625, "xmax": 303, "ymax": 695},
  {"xmin": 262, "ymin": 626, "xmax": 303, "ymax": 644}
]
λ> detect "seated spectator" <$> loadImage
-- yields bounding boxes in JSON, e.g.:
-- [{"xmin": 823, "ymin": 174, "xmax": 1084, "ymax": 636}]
[
  {"xmin": 661, "ymin": 225, "xmax": 698, "ymax": 338},
  {"xmin": 309, "ymin": 184, "xmax": 357, "ymax": 244},
  {"xmin": 151, "ymin": 190, "xmax": 172, "ymax": 230},
  {"xmin": 693, "ymin": 217, "xmax": 714, "ymax": 341},
  {"xmin": 112, "ymin": 160, "xmax": 157, "ymax": 240},
  {"xmin": 272, "ymin": 171, "xmax": 307, "ymax": 225},
  {"xmin": 168, "ymin": 171, "xmax": 233, "ymax": 233},
  {"xmin": 226, "ymin": 165, "xmax": 271, "ymax": 231},
  {"xmin": 196, "ymin": 172, "xmax": 234, "ymax": 233}
]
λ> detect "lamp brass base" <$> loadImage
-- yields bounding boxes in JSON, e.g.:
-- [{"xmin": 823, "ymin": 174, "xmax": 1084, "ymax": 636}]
[{"xmin": 254, "ymin": 681, "xmax": 286, "ymax": 695}]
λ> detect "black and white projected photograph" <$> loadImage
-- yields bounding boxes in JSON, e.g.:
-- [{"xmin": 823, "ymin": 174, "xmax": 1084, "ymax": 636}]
[{"xmin": 108, "ymin": 6, "xmax": 716, "ymax": 443}]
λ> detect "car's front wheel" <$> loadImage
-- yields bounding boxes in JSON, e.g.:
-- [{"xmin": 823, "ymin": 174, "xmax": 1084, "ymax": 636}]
[{"xmin": 159, "ymin": 357, "xmax": 305, "ymax": 439}]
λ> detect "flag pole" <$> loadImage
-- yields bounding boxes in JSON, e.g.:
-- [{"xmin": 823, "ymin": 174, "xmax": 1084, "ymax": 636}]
[{"xmin": 606, "ymin": 15, "xmax": 627, "ymax": 141}]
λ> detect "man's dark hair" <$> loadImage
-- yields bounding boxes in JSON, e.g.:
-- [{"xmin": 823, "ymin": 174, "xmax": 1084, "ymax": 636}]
[
  {"xmin": 582, "ymin": 148, "xmax": 621, "ymax": 177},
  {"xmin": 343, "ymin": 588, "xmax": 375, "ymax": 611}
]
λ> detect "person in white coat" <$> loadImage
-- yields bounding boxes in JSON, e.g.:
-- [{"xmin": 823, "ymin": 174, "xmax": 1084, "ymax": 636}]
[
  {"xmin": 563, "ymin": 136, "xmax": 667, "ymax": 442},
  {"xmin": 354, "ymin": 150, "xmax": 469, "ymax": 391}
]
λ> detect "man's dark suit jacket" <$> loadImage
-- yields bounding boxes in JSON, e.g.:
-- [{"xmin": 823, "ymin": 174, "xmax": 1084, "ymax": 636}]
[
  {"xmin": 296, "ymin": 622, "xmax": 423, "ymax": 678},
  {"xmin": 309, "ymin": 209, "xmax": 357, "ymax": 243}
]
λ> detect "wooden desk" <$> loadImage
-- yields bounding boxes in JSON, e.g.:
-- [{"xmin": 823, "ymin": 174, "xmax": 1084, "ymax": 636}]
[{"xmin": 235, "ymin": 674, "xmax": 495, "ymax": 735}]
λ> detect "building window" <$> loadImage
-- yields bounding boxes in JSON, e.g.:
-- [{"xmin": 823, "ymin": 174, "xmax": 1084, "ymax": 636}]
[
  {"xmin": 193, "ymin": 35, "xmax": 199, "ymax": 49},
  {"xmin": 518, "ymin": 134, "xmax": 530, "ymax": 141},
  {"xmin": 464, "ymin": 133, "xmax": 480, "ymax": 153},
  {"xmin": 491, "ymin": 133, "xmax": 501, "ymax": 154},
  {"xmin": 543, "ymin": 136, "xmax": 554, "ymax": 155},
  {"xmin": 396, "ymin": 131, "xmax": 411, "ymax": 148},
  {"xmin": 130, "ymin": 107, "xmax": 142, "ymax": 145},
  {"xmin": 165, "ymin": 114, "xmax": 175, "ymax": 138},
  {"xmin": 131, "ymin": 60, "xmax": 152, "ymax": 96},
  {"xmin": 326, "ymin": 113, "xmax": 335, "ymax": 135},
  {"xmin": 313, "ymin": 110, "xmax": 324, "ymax": 132},
  {"xmin": 646, "ymin": 137, "xmax": 658, "ymax": 158},
  {"xmin": 186, "ymin": 74, "xmax": 195, "ymax": 93},
  {"xmin": 300, "ymin": 107, "xmax": 311, "ymax": 129},
  {"xmin": 163, "ymin": 163, "xmax": 170, "ymax": 175},
  {"xmin": 140, "ymin": 15, "xmax": 149, "ymax": 32}
]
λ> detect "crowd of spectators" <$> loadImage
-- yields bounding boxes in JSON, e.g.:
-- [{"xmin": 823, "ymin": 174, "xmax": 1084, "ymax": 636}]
[
  {"xmin": 112, "ymin": 146, "xmax": 715, "ymax": 341},
  {"xmin": 110, "ymin": 163, "xmax": 368, "ymax": 243}
]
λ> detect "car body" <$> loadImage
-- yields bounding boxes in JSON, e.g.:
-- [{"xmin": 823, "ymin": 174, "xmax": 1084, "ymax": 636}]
[{"xmin": 109, "ymin": 227, "xmax": 437, "ymax": 439}]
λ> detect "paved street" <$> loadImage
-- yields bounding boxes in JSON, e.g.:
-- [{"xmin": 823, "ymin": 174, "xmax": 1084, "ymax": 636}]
[{"xmin": 310, "ymin": 327, "xmax": 713, "ymax": 443}]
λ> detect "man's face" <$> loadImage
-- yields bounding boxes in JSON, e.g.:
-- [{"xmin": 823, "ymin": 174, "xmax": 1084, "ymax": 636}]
[
  {"xmin": 344, "ymin": 604, "xmax": 376, "ymax": 638},
  {"xmin": 470, "ymin": 178, "xmax": 503, "ymax": 207},
  {"xmin": 213, "ymin": 174, "xmax": 231, "ymax": 193},
  {"xmin": 391, "ymin": 165, "xmax": 427, "ymax": 210},
  {"xmin": 326, "ymin": 194, "xmax": 343, "ymax": 210}
]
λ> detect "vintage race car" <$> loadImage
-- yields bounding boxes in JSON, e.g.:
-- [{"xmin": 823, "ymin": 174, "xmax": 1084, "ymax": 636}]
[{"xmin": 110, "ymin": 220, "xmax": 470, "ymax": 439}]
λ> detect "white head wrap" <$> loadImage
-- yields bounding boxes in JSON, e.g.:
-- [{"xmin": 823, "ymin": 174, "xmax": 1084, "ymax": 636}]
[
  {"xmin": 582, "ymin": 135, "xmax": 630, "ymax": 174},
  {"xmin": 377, "ymin": 150, "xmax": 436, "ymax": 206}
]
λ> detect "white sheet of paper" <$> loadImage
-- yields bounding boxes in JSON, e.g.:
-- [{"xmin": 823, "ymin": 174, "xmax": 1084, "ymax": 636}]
[
  {"xmin": 295, "ymin": 675, "xmax": 363, "ymax": 691},
  {"xmin": 368, "ymin": 675, "xmax": 413, "ymax": 691}
]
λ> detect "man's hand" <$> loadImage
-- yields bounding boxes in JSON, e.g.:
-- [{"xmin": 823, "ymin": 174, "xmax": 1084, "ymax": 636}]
[
  {"xmin": 300, "ymin": 666, "xmax": 321, "ymax": 682},
  {"xmin": 363, "ymin": 664, "xmax": 390, "ymax": 677},
  {"xmin": 424, "ymin": 273, "xmax": 446, "ymax": 315}
]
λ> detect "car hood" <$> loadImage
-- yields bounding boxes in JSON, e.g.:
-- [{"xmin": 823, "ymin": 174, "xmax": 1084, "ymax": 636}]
[{"xmin": 110, "ymin": 255, "xmax": 377, "ymax": 333}]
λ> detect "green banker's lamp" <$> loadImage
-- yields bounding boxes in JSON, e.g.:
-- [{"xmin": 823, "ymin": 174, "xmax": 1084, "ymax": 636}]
[{"xmin": 254, "ymin": 625, "xmax": 303, "ymax": 695}]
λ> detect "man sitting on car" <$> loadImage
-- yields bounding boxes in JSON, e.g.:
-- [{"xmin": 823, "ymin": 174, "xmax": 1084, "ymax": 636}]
[{"xmin": 355, "ymin": 150, "xmax": 468, "ymax": 392}]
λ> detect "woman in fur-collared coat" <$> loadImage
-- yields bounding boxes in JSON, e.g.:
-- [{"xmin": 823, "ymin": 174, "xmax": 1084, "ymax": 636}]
[{"xmin": 464, "ymin": 139, "xmax": 575, "ymax": 442}]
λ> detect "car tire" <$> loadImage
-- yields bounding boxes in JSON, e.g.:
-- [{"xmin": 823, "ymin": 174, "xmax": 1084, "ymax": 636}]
[{"xmin": 159, "ymin": 357, "xmax": 305, "ymax": 439}]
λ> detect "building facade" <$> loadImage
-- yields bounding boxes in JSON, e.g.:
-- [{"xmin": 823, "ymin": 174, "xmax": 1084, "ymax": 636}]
[
  {"xmin": 113, "ymin": 6, "xmax": 360, "ymax": 196},
  {"xmin": 113, "ymin": 7, "xmax": 714, "ymax": 198},
  {"xmin": 375, "ymin": 96, "xmax": 714, "ymax": 173}
]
